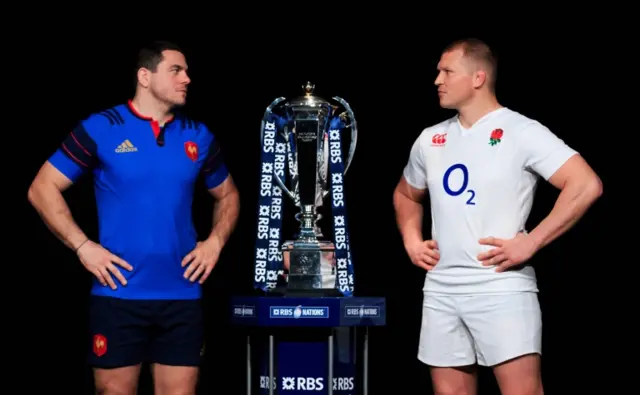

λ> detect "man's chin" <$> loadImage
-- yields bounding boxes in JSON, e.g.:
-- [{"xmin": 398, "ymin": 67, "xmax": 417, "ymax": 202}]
[
  {"xmin": 439, "ymin": 99, "xmax": 454, "ymax": 109},
  {"xmin": 171, "ymin": 98, "xmax": 187, "ymax": 108}
]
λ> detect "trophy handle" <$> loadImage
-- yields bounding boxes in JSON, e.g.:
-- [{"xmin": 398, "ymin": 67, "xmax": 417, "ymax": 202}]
[
  {"xmin": 331, "ymin": 96, "xmax": 358, "ymax": 174},
  {"xmin": 260, "ymin": 97, "xmax": 297, "ymax": 202},
  {"xmin": 319, "ymin": 96, "xmax": 357, "ymax": 200}
]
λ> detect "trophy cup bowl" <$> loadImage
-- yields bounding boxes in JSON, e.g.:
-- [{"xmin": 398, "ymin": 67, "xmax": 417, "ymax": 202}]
[{"xmin": 261, "ymin": 82, "xmax": 358, "ymax": 296}]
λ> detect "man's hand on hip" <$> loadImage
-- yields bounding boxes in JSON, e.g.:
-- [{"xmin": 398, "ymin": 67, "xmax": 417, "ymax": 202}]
[
  {"xmin": 77, "ymin": 240, "xmax": 133, "ymax": 289},
  {"xmin": 406, "ymin": 240, "xmax": 440, "ymax": 271},
  {"xmin": 181, "ymin": 238, "xmax": 222, "ymax": 284},
  {"xmin": 477, "ymin": 232, "xmax": 539, "ymax": 272}
]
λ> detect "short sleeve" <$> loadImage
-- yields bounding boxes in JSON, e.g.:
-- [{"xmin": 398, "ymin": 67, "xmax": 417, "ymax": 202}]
[
  {"xmin": 200, "ymin": 125, "xmax": 229, "ymax": 189},
  {"xmin": 48, "ymin": 117, "xmax": 101, "ymax": 182},
  {"xmin": 402, "ymin": 133, "xmax": 428, "ymax": 189},
  {"xmin": 518, "ymin": 121, "xmax": 578, "ymax": 180}
]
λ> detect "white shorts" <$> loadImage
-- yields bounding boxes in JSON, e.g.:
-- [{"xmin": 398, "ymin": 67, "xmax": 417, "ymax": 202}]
[{"xmin": 417, "ymin": 292, "xmax": 542, "ymax": 367}]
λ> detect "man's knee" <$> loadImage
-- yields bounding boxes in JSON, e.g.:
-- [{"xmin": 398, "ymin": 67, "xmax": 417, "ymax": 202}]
[
  {"xmin": 152, "ymin": 364, "xmax": 199, "ymax": 395},
  {"xmin": 94, "ymin": 366, "xmax": 140, "ymax": 395},
  {"xmin": 430, "ymin": 365, "xmax": 477, "ymax": 395},
  {"xmin": 493, "ymin": 353, "xmax": 543, "ymax": 395}
]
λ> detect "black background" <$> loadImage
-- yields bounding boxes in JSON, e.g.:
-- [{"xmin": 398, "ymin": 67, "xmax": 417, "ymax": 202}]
[{"xmin": 18, "ymin": 26, "xmax": 615, "ymax": 394}]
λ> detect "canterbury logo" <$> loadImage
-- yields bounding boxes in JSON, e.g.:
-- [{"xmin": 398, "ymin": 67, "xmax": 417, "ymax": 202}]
[{"xmin": 115, "ymin": 139, "xmax": 138, "ymax": 153}]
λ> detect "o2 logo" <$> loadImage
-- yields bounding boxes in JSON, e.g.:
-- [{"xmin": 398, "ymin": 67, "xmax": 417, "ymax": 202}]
[{"xmin": 442, "ymin": 163, "xmax": 476, "ymax": 205}]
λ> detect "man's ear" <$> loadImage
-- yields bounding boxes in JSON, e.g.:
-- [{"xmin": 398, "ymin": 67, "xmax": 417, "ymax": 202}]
[
  {"xmin": 137, "ymin": 68, "xmax": 150, "ymax": 88},
  {"xmin": 473, "ymin": 70, "xmax": 487, "ymax": 89}
]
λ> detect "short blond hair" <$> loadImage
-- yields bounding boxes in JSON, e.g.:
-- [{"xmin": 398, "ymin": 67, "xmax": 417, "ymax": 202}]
[{"xmin": 444, "ymin": 38, "xmax": 498, "ymax": 91}]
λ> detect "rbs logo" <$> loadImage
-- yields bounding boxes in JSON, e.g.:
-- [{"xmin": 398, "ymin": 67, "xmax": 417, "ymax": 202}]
[
  {"xmin": 282, "ymin": 376, "xmax": 324, "ymax": 391},
  {"xmin": 333, "ymin": 377, "xmax": 355, "ymax": 390}
]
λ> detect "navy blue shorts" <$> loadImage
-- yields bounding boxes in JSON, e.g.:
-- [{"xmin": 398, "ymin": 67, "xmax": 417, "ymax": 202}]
[{"xmin": 87, "ymin": 295, "xmax": 204, "ymax": 368}]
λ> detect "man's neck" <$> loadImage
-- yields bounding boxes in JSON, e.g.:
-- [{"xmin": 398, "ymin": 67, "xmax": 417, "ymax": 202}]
[
  {"xmin": 130, "ymin": 94, "xmax": 173, "ymax": 124},
  {"xmin": 457, "ymin": 93, "xmax": 502, "ymax": 129}
]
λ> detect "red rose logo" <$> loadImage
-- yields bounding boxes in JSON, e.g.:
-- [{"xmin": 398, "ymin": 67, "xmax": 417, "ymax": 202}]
[{"xmin": 489, "ymin": 128, "xmax": 503, "ymax": 146}]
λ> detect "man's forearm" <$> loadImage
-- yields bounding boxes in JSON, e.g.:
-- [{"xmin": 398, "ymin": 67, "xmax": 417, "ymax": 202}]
[
  {"xmin": 206, "ymin": 191, "xmax": 240, "ymax": 247},
  {"xmin": 28, "ymin": 183, "xmax": 88, "ymax": 251},
  {"xmin": 393, "ymin": 190, "xmax": 424, "ymax": 248},
  {"xmin": 529, "ymin": 177, "xmax": 602, "ymax": 250}
]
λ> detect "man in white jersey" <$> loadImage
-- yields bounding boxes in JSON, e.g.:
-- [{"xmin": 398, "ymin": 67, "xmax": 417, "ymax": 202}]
[{"xmin": 393, "ymin": 38, "xmax": 602, "ymax": 395}]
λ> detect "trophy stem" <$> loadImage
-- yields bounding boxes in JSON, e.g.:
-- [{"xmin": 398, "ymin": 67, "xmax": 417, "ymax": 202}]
[{"xmin": 296, "ymin": 205, "xmax": 320, "ymax": 242}]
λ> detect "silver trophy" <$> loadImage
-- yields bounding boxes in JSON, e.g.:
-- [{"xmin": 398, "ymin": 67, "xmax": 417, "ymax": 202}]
[{"xmin": 263, "ymin": 82, "xmax": 357, "ymax": 294}]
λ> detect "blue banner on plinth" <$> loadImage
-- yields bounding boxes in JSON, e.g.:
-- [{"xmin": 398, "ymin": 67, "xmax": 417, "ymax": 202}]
[
  {"xmin": 276, "ymin": 342, "xmax": 328, "ymax": 393},
  {"xmin": 257, "ymin": 334, "xmax": 356, "ymax": 394}
]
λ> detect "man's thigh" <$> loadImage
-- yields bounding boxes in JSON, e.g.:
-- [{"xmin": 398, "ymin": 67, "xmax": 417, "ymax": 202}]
[
  {"xmin": 149, "ymin": 299, "xmax": 204, "ymax": 394},
  {"xmin": 149, "ymin": 299, "xmax": 204, "ymax": 367},
  {"xmin": 460, "ymin": 292, "xmax": 542, "ymax": 368},
  {"xmin": 417, "ymin": 293, "xmax": 477, "ymax": 367},
  {"xmin": 87, "ymin": 296, "xmax": 151, "ymax": 369}
]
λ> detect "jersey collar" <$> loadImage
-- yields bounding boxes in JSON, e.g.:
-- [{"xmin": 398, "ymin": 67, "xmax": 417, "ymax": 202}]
[{"xmin": 126, "ymin": 99, "xmax": 176, "ymax": 126}]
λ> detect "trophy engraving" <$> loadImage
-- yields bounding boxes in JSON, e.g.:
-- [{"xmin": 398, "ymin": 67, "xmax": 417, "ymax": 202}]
[{"xmin": 254, "ymin": 82, "xmax": 357, "ymax": 296}]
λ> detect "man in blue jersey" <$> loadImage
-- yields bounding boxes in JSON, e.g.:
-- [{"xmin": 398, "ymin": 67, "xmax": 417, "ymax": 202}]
[{"xmin": 28, "ymin": 41, "xmax": 240, "ymax": 394}]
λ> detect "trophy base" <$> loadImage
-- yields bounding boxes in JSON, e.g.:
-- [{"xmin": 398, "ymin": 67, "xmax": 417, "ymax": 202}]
[
  {"xmin": 269, "ymin": 286, "xmax": 344, "ymax": 298},
  {"xmin": 280, "ymin": 238, "xmax": 339, "ymax": 296}
]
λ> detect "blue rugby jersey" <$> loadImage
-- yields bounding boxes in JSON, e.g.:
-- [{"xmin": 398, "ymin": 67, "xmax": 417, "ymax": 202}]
[{"xmin": 48, "ymin": 100, "xmax": 229, "ymax": 300}]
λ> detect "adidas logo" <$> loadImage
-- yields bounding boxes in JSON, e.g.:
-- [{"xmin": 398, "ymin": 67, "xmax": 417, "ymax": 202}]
[{"xmin": 115, "ymin": 139, "xmax": 138, "ymax": 153}]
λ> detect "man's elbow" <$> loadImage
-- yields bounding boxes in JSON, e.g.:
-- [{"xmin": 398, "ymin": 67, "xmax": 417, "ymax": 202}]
[
  {"xmin": 27, "ymin": 182, "xmax": 37, "ymax": 206},
  {"xmin": 572, "ymin": 171, "xmax": 603, "ymax": 207},
  {"xmin": 28, "ymin": 172, "xmax": 62, "ymax": 211},
  {"xmin": 587, "ymin": 173, "xmax": 603, "ymax": 202},
  {"xmin": 28, "ymin": 162, "xmax": 72, "ymax": 207},
  {"xmin": 27, "ymin": 178, "xmax": 46, "ymax": 210},
  {"xmin": 228, "ymin": 180, "xmax": 240, "ymax": 203},
  {"xmin": 226, "ymin": 184, "xmax": 241, "ymax": 212}
]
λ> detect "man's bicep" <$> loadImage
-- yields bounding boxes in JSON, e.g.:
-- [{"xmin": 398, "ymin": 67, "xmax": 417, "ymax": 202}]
[
  {"xmin": 207, "ymin": 174, "xmax": 237, "ymax": 200},
  {"xmin": 32, "ymin": 161, "xmax": 75, "ymax": 192},
  {"xmin": 396, "ymin": 175, "xmax": 427, "ymax": 203}
]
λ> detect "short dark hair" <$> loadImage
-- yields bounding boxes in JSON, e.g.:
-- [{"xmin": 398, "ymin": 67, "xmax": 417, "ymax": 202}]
[
  {"xmin": 135, "ymin": 40, "xmax": 184, "ymax": 73},
  {"xmin": 444, "ymin": 38, "xmax": 498, "ymax": 90}
]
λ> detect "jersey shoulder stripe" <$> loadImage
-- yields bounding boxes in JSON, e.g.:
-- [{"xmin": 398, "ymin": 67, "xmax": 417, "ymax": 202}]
[
  {"xmin": 96, "ymin": 106, "xmax": 126, "ymax": 126},
  {"xmin": 60, "ymin": 122, "xmax": 99, "ymax": 169}
]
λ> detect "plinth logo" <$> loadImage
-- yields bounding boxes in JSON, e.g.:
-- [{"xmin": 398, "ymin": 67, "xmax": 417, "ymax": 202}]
[
  {"xmin": 344, "ymin": 305, "xmax": 380, "ymax": 318},
  {"xmin": 270, "ymin": 305, "xmax": 329, "ymax": 319},
  {"xmin": 232, "ymin": 305, "xmax": 255, "ymax": 317}
]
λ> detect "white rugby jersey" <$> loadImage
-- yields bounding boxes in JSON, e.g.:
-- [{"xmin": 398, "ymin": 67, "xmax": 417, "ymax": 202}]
[{"xmin": 403, "ymin": 107, "xmax": 577, "ymax": 295}]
